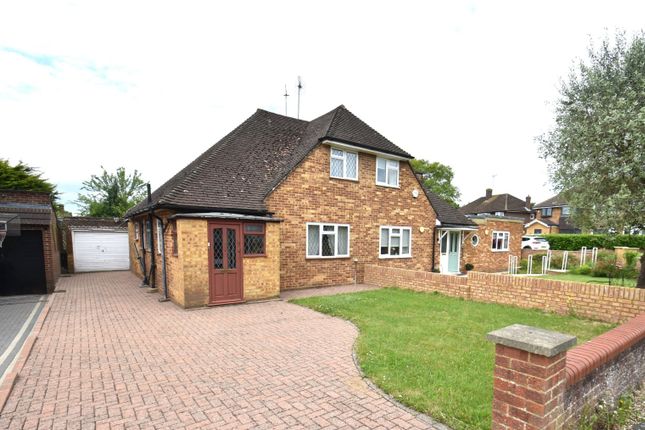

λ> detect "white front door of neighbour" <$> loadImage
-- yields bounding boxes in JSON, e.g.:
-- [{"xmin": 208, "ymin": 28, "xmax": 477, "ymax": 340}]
[
  {"xmin": 72, "ymin": 230, "xmax": 129, "ymax": 272},
  {"xmin": 439, "ymin": 230, "xmax": 461, "ymax": 274}
]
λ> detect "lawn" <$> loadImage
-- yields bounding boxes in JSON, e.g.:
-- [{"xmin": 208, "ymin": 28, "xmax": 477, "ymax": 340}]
[
  {"xmin": 540, "ymin": 273, "xmax": 637, "ymax": 287},
  {"xmin": 292, "ymin": 288, "xmax": 613, "ymax": 430}
]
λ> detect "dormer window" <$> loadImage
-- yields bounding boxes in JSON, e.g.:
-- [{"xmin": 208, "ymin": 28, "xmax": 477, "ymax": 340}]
[
  {"xmin": 330, "ymin": 148, "xmax": 358, "ymax": 180},
  {"xmin": 376, "ymin": 157, "xmax": 399, "ymax": 187}
]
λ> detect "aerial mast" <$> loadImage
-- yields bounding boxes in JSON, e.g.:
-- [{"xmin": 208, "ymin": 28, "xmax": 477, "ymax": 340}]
[
  {"xmin": 283, "ymin": 84, "xmax": 289, "ymax": 116},
  {"xmin": 297, "ymin": 76, "xmax": 303, "ymax": 119}
]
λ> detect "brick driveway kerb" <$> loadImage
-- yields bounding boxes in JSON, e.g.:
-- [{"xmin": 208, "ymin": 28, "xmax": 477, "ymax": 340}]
[{"xmin": 0, "ymin": 272, "xmax": 445, "ymax": 429}]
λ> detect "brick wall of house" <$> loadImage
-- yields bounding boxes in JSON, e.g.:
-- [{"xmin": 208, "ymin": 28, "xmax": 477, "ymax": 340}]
[
  {"xmin": 266, "ymin": 144, "xmax": 437, "ymax": 290},
  {"xmin": 243, "ymin": 222, "xmax": 281, "ymax": 301},
  {"xmin": 525, "ymin": 222, "xmax": 558, "ymax": 235},
  {"xmin": 0, "ymin": 190, "xmax": 50, "ymax": 205},
  {"xmin": 177, "ymin": 218, "xmax": 207, "ymax": 308},
  {"xmin": 537, "ymin": 206, "xmax": 563, "ymax": 224},
  {"xmin": 461, "ymin": 218, "xmax": 524, "ymax": 273},
  {"xmin": 364, "ymin": 265, "xmax": 645, "ymax": 324}
]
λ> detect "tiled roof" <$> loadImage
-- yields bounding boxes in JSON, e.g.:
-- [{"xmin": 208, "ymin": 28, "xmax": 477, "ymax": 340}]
[
  {"xmin": 461, "ymin": 193, "xmax": 530, "ymax": 215},
  {"xmin": 422, "ymin": 186, "xmax": 475, "ymax": 227},
  {"xmin": 534, "ymin": 193, "xmax": 568, "ymax": 209},
  {"xmin": 62, "ymin": 217, "xmax": 126, "ymax": 229},
  {"xmin": 0, "ymin": 202, "xmax": 53, "ymax": 226},
  {"xmin": 126, "ymin": 105, "xmax": 411, "ymax": 217}
]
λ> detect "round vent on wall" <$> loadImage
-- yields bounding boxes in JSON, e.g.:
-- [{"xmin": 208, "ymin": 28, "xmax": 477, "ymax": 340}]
[{"xmin": 412, "ymin": 189, "xmax": 419, "ymax": 198}]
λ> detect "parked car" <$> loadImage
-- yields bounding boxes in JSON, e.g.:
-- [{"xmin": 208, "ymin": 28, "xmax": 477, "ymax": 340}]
[{"xmin": 522, "ymin": 236, "xmax": 550, "ymax": 250}]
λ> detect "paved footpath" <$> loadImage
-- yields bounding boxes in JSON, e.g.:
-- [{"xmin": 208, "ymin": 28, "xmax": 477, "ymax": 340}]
[{"xmin": 0, "ymin": 272, "xmax": 444, "ymax": 429}]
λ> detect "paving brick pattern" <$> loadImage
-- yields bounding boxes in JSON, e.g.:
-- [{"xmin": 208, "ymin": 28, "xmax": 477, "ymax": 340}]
[{"xmin": 0, "ymin": 272, "xmax": 440, "ymax": 429}]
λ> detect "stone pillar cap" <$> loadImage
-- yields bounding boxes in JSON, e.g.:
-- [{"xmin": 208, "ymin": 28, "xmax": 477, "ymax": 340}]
[{"xmin": 487, "ymin": 324, "xmax": 577, "ymax": 357}]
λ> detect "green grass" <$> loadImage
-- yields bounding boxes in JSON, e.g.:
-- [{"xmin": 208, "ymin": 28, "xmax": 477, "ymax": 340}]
[
  {"xmin": 541, "ymin": 273, "xmax": 637, "ymax": 287},
  {"xmin": 292, "ymin": 288, "xmax": 613, "ymax": 430}
]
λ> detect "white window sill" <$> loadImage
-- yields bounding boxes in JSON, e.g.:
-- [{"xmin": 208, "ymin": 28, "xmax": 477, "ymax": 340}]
[
  {"xmin": 330, "ymin": 175, "xmax": 358, "ymax": 182},
  {"xmin": 376, "ymin": 182, "xmax": 400, "ymax": 189},
  {"xmin": 379, "ymin": 255, "xmax": 412, "ymax": 259},
  {"xmin": 491, "ymin": 249, "xmax": 510, "ymax": 252},
  {"xmin": 306, "ymin": 255, "xmax": 351, "ymax": 260}
]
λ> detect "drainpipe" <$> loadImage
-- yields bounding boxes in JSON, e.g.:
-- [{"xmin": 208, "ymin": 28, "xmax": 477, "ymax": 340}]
[
  {"xmin": 146, "ymin": 183, "xmax": 156, "ymax": 290},
  {"xmin": 431, "ymin": 226, "xmax": 437, "ymax": 271},
  {"xmin": 151, "ymin": 212, "xmax": 169, "ymax": 302},
  {"xmin": 140, "ymin": 219, "xmax": 149, "ymax": 286}
]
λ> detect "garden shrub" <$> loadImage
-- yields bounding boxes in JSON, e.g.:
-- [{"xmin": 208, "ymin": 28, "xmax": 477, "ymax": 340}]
[{"xmin": 542, "ymin": 234, "xmax": 645, "ymax": 251}]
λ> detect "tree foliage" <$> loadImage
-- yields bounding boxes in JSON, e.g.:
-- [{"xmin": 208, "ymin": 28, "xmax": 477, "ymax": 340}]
[
  {"xmin": 77, "ymin": 167, "xmax": 146, "ymax": 217},
  {"xmin": 0, "ymin": 159, "xmax": 57, "ymax": 197},
  {"xmin": 410, "ymin": 159, "xmax": 461, "ymax": 207},
  {"xmin": 538, "ymin": 31, "xmax": 645, "ymax": 287}
]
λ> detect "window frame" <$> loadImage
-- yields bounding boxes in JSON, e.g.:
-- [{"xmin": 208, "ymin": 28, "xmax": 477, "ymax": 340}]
[
  {"xmin": 171, "ymin": 220, "xmax": 178, "ymax": 257},
  {"xmin": 561, "ymin": 206, "xmax": 570, "ymax": 216},
  {"xmin": 379, "ymin": 226, "xmax": 412, "ymax": 258},
  {"xmin": 143, "ymin": 220, "xmax": 152, "ymax": 251},
  {"xmin": 243, "ymin": 223, "xmax": 266, "ymax": 257},
  {"xmin": 471, "ymin": 234, "xmax": 480, "ymax": 247},
  {"xmin": 306, "ymin": 222, "xmax": 351, "ymax": 259},
  {"xmin": 156, "ymin": 219, "xmax": 163, "ymax": 255},
  {"xmin": 375, "ymin": 157, "xmax": 400, "ymax": 188},
  {"xmin": 542, "ymin": 207, "xmax": 553, "ymax": 217},
  {"xmin": 329, "ymin": 147, "xmax": 359, "ymax": 181},
  {"xmin": 134, "ymin": 223, "xmax": 140, "ymax": 241},
  {"xmin": 491, "ymin": 231, "xmax": 510, "ymax": 252}
]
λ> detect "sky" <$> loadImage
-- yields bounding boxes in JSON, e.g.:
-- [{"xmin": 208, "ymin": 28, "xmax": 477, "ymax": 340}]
[{"xmin": 1, "ymin": 1, "xmax": 644, "ymax": 214}]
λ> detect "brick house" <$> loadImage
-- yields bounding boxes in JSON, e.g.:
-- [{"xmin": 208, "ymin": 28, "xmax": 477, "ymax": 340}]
[
  {"xmin": 0, "ymin": 190, "xmax": 61, "ymax": 295},
  {"xmin": 461, "ymin": 188, "xmax": 533, "ymax": 223},
  {"xmin": 125, "ymin": 106, "xmax": 522, "ymax": 308},
  {"xmin": 525, "ymin": 193, "xmax": 580, "ymax": 235}
]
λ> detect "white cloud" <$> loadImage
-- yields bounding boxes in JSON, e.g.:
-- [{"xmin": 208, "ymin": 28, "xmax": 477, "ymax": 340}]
[{"xmin": 1, "ymin": 0, "xmax": 644, "ymax": 213}]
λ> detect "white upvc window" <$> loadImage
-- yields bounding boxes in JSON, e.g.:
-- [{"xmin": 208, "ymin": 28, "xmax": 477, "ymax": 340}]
[
  {"xmin": 562, "ymin": 206, "xmax": 571, "ymax": 216},
  {"xmin": 144, "ymin": 220, "xmax": 152, "ymax": 251},
  {"xmin": 494, "ymin": 211, "xmax": 504, "ymax": 216},
  {"xmin": 491, "ymin": 231, "xmax": 510, "ymax": 251},
  {"xmin": 330, "ymin": 148, "xmax": 358, "ymax": 180},
  {"xmin": 134, "ymin": 223, "xmax": 140, "ymax": 241},
  {"xmin": 376, "ymin": 157, "xmax": 399, "ymax": 187},
  {"xmin": 156, "ymin": 219, "xmax": 163, "ymax": 254},
  {"xmin": 379, "ymin": 226, "xmax": 412, "ymax": 258},
  {"xmin": 306, "ymin": 222, "xmax": 350, "ymax": 258}
]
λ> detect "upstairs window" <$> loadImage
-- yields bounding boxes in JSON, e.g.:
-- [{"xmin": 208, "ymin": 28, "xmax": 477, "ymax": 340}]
[
  {"xmin": 376, "ymin": 157, "xmax": 399, "ymax": 187},
  {"xmin": 380, "ymin": 226, "xmax": 411, "ymax": 258},
  {"xmin": 542, "ymin": 207, "xmax": 553, "ymax": 217},
  {"xmin": 562, "ymin": 206, "xmax": 570, "ymax": 216},
  {"xmin": 306, "ymin": 223, "xmax": 350, "ymax": 258},
  {"xmin": 491, "ymin": 231, "xmax": 510, "ymax": 251},
  {"xmin": 243, "ymin": 223, "xmax": 265, "ymax": 256},
  {"xmin": 330, "ymin": 148, "xmax": 358, "ymax": 180},
  {"xmin": 494, "ymin": 211, "xmax": 505, "ymax": 216}
]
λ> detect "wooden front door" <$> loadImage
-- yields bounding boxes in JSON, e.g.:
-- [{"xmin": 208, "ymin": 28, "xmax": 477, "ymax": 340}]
[{"xmin": 208, "ymin": 223, "xmax": 243, "ymax": 305}]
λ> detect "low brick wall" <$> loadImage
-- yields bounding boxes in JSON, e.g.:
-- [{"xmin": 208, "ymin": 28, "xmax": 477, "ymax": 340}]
[
  {"xmin": 488, "ymin": 314, "xmax": 645, "ymax": 429},
  {"xmin": 363, "ymin": 265, "xmax": 469, "ymax": 298},
  {"xmin": 563, "ymin": 314, "xmax": 645, "ymax": 427},
  {"xmin": 364, "ymin": 265, "xmax": 645, "ymax": 323}
]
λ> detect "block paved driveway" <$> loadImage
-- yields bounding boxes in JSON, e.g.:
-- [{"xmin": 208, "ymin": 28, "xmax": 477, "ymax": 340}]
[{"xmin": 0, "ymin": 272, "xmax": 442, "ymax": 429}]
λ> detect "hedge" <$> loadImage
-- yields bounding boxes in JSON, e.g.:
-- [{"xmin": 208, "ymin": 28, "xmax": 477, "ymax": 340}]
[{"xmin": 542, "ymin": 234, "xmax": 645, "ymax": 251}]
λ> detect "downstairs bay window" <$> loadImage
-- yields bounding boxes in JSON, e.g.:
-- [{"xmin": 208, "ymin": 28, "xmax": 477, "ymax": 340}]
[
  {"xmin": 380, "ymin": 226, "xmax": 411, "ymax": 258},
  {"xmin": 306, "ymin": 223, "xmax": 350, "ymax": 258}
]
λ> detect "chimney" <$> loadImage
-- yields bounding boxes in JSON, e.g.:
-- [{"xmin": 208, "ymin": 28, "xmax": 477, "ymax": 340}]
[
  {"xmin": 525, "ymin": 195, "xmax": 531, "ymax": 208},
  {"xmin": 485, "ymin": 188, "xmax": 493, "ymax": 198}
]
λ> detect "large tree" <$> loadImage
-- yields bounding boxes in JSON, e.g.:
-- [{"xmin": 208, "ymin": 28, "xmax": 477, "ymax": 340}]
[
  {"xmin": 0, "ymin": 159, "xmax": 57, "ymax": 196},
  {"xmin": 410, "ymin": 159, "xmax": 461, "ymax": 207},
  {"xmin": 77, "ymin": 167, "xmax": 146, "ymax": 218},
  {"xmin": 538, "ymin": 31, "xmax": 645, "ymax": 288}
]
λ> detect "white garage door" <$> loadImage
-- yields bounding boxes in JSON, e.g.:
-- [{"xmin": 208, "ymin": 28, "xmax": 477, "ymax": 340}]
[{"xmin": 73, "ymin": 230, "xmax": 130, "ymax": 272}]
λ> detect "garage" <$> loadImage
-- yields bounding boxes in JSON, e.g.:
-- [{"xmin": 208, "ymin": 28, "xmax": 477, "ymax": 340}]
[
  {"xmin": 72, "ymin": 230, "xmax": 129, "ymax": 272},
  {"xmin": 0, "ymin": 230, "xmax": 47, "ymax": 295}
]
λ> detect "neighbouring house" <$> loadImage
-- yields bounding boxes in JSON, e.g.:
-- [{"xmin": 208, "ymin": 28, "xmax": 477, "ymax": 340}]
[
  {"xmin": 125, "ymin": 105, "xmax": 523, "ymax": 308},
  {"xmin": 461, "ymin": 188, "xmax": 533, "ymax": 223},
  {"xmin": 61, "ymin": 217, "xmax": 129, "ymax": 273},
  {"xmin": 0, "ymin": 190, "xmax": 61, "ymax": 295},
  {"xmin": 524, "ymin": 193, "xmax": 580, "ymax": 235},
  {"xmin": 461, "ymin": 215, "xmax": 524, "ymax": 272}
]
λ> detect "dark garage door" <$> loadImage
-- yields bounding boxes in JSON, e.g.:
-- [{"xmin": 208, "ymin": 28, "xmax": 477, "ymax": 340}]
[{"xmin": 0, "ymin": 230, "xmax": 47, "ymax": 296}]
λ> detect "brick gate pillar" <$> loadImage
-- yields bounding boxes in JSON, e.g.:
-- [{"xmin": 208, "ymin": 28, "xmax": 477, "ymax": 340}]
[{"xmin": 487, "ymin": 324, "xmax": 577, "ymax": 430}]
